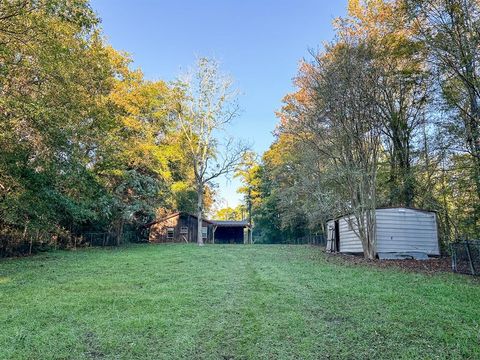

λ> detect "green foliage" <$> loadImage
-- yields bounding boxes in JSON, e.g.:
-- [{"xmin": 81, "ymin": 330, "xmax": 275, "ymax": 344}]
[
  {"xmin": 0, "ymin": 0, "xmax": 115, "ymax": 244},
  {"xmin": 214, "ymin": 205, "xmax": 246, "ymax": 221},
  {"xmin": 235, "ymin": 145, "xmax": 311, "ymax": 244},
  {"xmin": 0, "ymin": 1, "xmax": 201, "ymax": 254}
]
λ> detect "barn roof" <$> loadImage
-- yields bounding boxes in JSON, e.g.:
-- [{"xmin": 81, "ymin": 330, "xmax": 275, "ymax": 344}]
[
  {"xmin": 144, "ymin": 212, "xmax": 251, "ymax": 229},
  {"xmin": 144, "ymin": 212, "xmax": 215, "ymax": 228}
]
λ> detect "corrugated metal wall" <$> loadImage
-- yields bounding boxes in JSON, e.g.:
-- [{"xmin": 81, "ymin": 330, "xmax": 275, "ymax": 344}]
[
  {"xmin": 339, "ymin": 216, "xmax": 363, "ymax": 253},
  {"xmin": 375, "ymin": 208, "xmax": 439, "ymax": 255},
  {"xmin": 333, "ymin": 208, "xmax": 439, "ymax": 255}
]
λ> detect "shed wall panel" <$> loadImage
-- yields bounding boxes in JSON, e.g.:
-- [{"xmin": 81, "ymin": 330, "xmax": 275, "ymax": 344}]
[
  {"xmin": 338, "ymin": 216, "xmax": 363, "ymax": 253},
  {"xmin": 375, "ymin": 208, "xmax": 439, "ymax": 255}
]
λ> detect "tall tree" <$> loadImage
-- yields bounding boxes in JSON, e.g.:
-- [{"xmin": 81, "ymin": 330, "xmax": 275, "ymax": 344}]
[
  {"xmin": 0, "ymin": 0, "xmax": 192, "ymax": 254},
  {"xmin": 173, "ymin": 58, "xmax": 248, "ymax": 245},
  {"xmin": 97, "ymin": 48, "xmax": 179, "ymax": 240},
  {"xmin": 0, "ymin": 0, "xmax": 110, "ymax": 248},
  {"xmin": 409, "ymin": 0, "xmax": 480, "ymax": 226},
  {"xmin": 279, "ymin": 36, "xmax": 382, "ymax": 258},
  {"xmin": 345, "ymin": 0, "xmax": 430, "ymax": 206}
]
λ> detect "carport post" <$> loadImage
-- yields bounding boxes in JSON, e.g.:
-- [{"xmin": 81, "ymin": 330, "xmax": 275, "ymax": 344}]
[
  {"xmin": 212, "ymin": 225, "xmax": 217, "ymax": 244},
  {"xmin": 246, "ymin": 225, "xmax": 252, "ymax": 244}
]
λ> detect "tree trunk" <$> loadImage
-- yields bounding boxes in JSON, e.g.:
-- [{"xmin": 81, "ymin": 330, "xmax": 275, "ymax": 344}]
[
  {"xmin": 388, "ymin": 113, "xmax": 414, "ymax": 207},
  {"xmin": 466, "ymin": 84, "xmax": 480, "ymax": 233},
  {"xmin": 357, "ymin": 210, "xmax": 377, "ymax": 260},
  {"xmin": 117, "ymin": 219, "xmax": 124, "ymax": 246},
  {"xmin": 365, "ymin": 210, "xmax": 376, "ymax": 259},
  {"xmin": 357, "ymin": 166, "xmax": 377, "ymax": 259},
  {"xmin": 197, "ymin": 183, "xmax": 204, "ymax": 246},
  {"xmin": 22, "ymin": 220, "xmax": 29, "ymax": 253}
]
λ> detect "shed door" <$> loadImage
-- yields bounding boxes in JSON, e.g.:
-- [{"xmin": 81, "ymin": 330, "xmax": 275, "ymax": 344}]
[{"xmin": 334, "ymin": 220, "xmax": 340, "ymax": 252}]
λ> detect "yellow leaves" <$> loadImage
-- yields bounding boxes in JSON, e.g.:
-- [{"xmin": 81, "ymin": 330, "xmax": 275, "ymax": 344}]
[
  {"xmin": 347, "ymin": 0, "xmax": 363, "ymax": 19},
  {"xmin": 263, "ymin": 133, "xmax": 296, "ymax": 168},
  {"xmin": 334, "ymin": 0, "xmax": 423, "ymax": 76},
  {"xmin": 105, "ymin": 46, "xmax": 141, "ymax": 82},
  {"xmin": 119, "ymin": 117, "xmax": 140, "ymax": 131},
  {"xmin": 137, "ymin": 142, "xmax": 156, "ymax": 156},
  {"xmin": 103, "ymin": 57, "xmax": 180, "ymax": 182},
  {"xmin": 171, "ymin": 181, "xmax": 190, "ymax": 193},
  {"xmin": 341, "ymin": 0, "xmax": 410, "ymax": 42}
]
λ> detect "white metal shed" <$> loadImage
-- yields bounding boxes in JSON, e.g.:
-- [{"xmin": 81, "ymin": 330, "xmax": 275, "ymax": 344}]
[{"xmin": 326, "ymin": 207, "xmax": 440, "ymax": 259}]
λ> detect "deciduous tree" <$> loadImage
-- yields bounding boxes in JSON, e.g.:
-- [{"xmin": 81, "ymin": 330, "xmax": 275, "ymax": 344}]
[{"xmin": 173, "ymin": 58, "xmax": 249, "ymax": 245}]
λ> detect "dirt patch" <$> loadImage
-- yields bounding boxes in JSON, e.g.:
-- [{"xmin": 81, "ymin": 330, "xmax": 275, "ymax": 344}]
[
  {"xmin": 84, "ymin": 332, "xmax": 105, "ymax": 359},
  {"xmin": 323, "ymin": 251, "xmax": 453, "ymax": 275}
]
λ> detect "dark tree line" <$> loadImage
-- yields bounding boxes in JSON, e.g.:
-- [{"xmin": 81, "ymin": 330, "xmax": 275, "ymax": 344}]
[{"xmin": 0, "ymin": 1, "xmax": 234, "ymax": 255}]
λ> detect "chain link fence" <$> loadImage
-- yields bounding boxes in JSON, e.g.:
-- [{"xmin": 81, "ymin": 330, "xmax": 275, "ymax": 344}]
[
  {"xmin": 290, "ymin": 234, "xmax": 326, "ymax": 245},
  {"xmin": 451, "ymin": 240, "xmax": 480, "ymax": 276},
  {"xmin": 83, "ymin": 232, "xmax": 119, "ymax": 247},
  {"xmin": 83, "ymin": 231, "xmax": 143, "ymax": 247},
  {"xmin": 1, "ymin": 229, "xmax": 146, "ymax": 257}
]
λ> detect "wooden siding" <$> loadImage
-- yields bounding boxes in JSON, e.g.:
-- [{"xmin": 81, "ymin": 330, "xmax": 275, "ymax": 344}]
[
  {"xmin": 375, "ymin": 208, "xmax": 439, "ymax": 255},
  {"xmin": 149, "ymin": 213, "xmax": 212, "ymax": 244}
]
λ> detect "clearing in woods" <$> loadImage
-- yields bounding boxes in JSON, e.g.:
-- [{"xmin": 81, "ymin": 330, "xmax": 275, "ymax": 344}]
[{"xmin": 0, "ymin": 244, "xmax": 479, "ymax": 359}]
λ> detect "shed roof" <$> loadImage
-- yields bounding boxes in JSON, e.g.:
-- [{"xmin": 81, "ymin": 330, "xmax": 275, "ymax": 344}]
[
  {"xmin": 211, "ymin": 220, "xmax": 250, "ymax": 228},
  {"xmin": 326, "ymin": 207, "xmax": 437, "ymax": 223}
]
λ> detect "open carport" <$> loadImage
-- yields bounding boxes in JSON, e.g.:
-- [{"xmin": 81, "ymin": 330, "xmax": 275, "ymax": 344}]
[{"xmin": 212, "ymin": 220, "xmax": 250, "ymax": 244}]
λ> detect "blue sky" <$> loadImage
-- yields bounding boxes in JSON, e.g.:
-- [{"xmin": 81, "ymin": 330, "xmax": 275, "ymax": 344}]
[{"xmin": 91, "ymin": 0, "xmax": 347, "ymax": 208}]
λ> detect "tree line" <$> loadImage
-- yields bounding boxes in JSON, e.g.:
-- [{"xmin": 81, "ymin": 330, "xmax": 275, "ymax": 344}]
[
  {"xmin": 0, "ymin": 0, "xmax": 245, "ymax": 255},
  {"xmin": 237, "ymin": 0, "xmax": 480, "ymax": 256}
]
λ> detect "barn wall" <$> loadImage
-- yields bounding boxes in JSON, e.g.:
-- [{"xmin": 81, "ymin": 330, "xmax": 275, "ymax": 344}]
[
  {"xmin": 338, "ymin": 216, "xmax": 363, "ymax": 253},
  {"xmin": 149, "ymin": 215, "xmax": 180, "ymax": 243},
  {"xmin": 187, "ymin": 215, "xmax": 198, "ymax": 243},
  {"xmin": 148, "ymin": 214, "xmax": 212, "ymax": 244},
  {"xmin": 375, "ymin": 208, "xmax": 439, "ymax": 255},
  {"xmin": 195, "ymin": 219, "xmax": 213, "ymax": 243}
]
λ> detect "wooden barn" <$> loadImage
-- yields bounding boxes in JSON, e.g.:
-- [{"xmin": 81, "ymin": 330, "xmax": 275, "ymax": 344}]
[
  {"xmin": 147, "ymin": 212, "xmax": 213, "ymax": 244},
  {"xmin": 147, "ymin": 212, "xmax": 252, "ymax": 244},
  {"xmin": 326, "ymin": 207, "xmax": 440, "ymax": 259}
]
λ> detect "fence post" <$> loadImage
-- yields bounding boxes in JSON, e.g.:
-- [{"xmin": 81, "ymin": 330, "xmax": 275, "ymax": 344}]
[
  {"xmin": 464, "ymin": 241, "xmax": 476, "ymax": 276},
  {"xmin": 451, "ymin": 243, "xmax": 457, "ymax": 272}
]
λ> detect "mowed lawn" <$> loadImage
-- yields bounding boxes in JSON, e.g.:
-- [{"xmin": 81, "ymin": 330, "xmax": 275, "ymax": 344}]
[{"xmin": 1, "ymin": 245, "xmax": 479, "ymax": 359}]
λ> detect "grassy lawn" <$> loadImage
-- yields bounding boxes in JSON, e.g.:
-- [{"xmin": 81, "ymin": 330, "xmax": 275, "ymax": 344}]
[{"xmin": 1, "ymin": 245, "xmax": 479, "ymax": 359}]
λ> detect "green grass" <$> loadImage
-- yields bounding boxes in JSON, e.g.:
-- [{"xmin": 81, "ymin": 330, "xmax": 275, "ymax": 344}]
[{"xmin": 0, "ymin": 245, "xmax": 479, "ymax": 359}]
